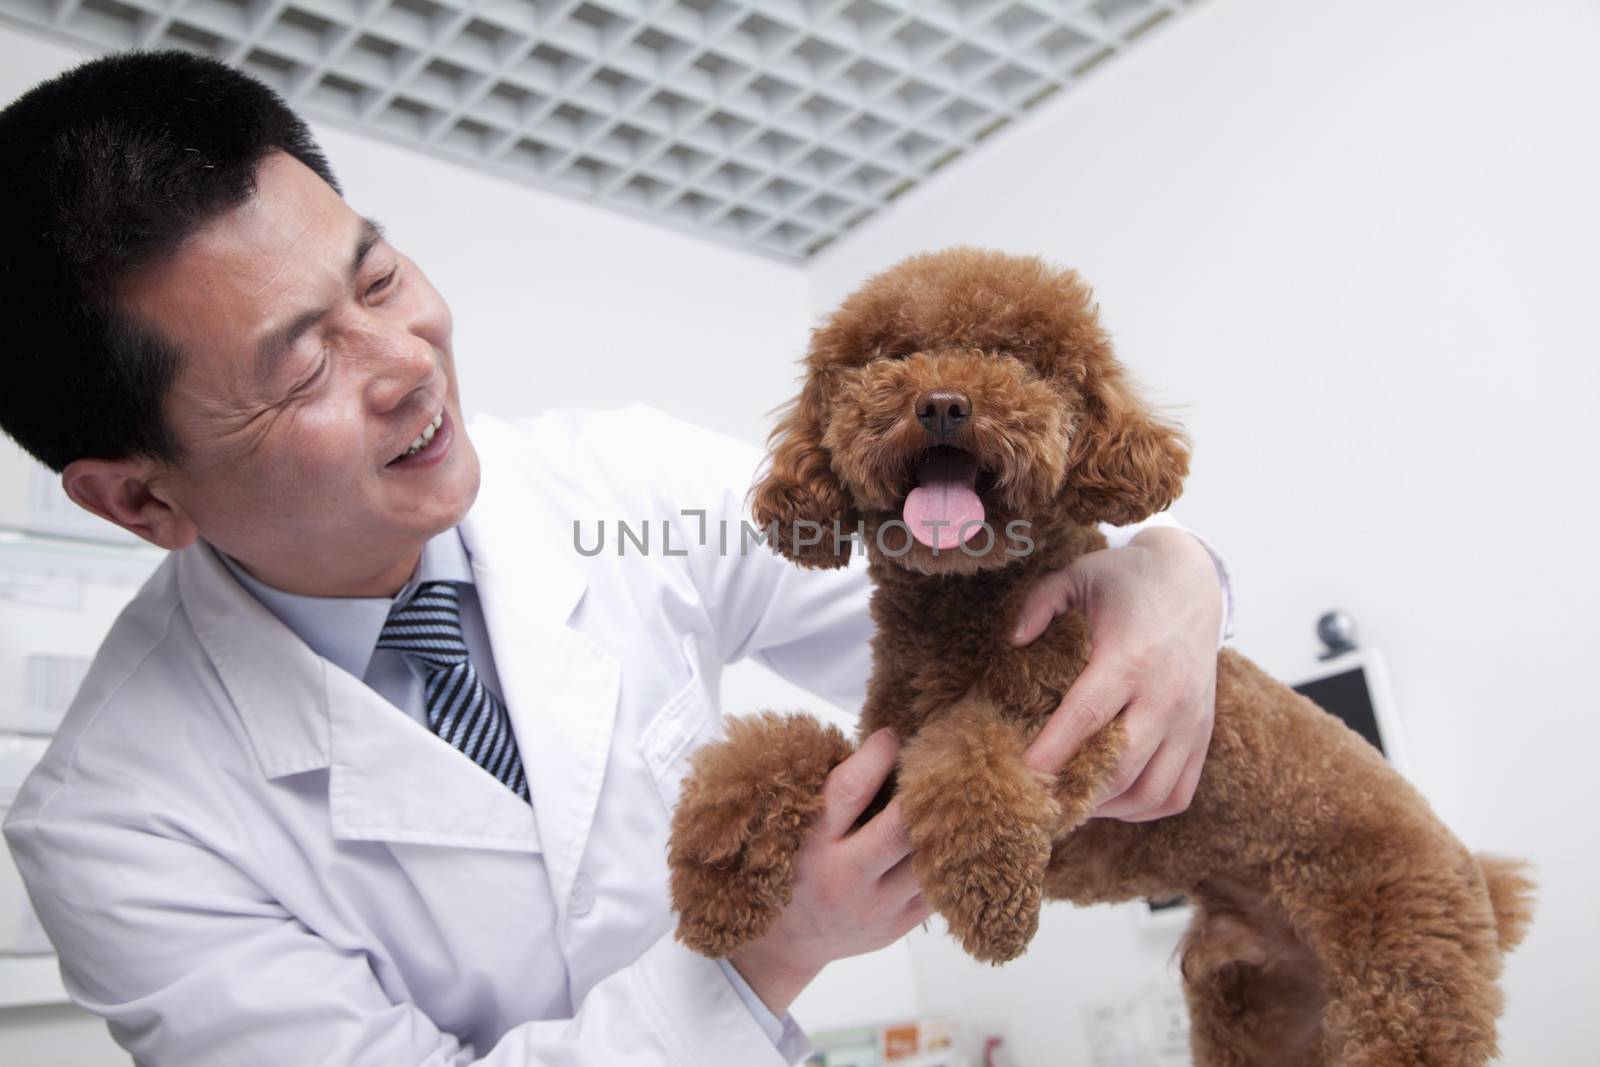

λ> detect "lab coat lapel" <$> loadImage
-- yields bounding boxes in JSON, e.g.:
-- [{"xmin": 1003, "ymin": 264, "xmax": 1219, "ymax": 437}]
[
  {"xmin": 460, "ymin": 426, "xmax": 622, "ymax": 910},
  {"xmin": 324, "ymin": 665, "xmax": 541, "ymax": 852},
  {"xmin": 177, "ymin": 537, "xmax": 541, "ymax": 852}
]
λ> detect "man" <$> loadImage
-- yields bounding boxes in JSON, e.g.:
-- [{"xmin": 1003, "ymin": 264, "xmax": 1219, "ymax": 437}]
[{"xmin": 0, "ymin": 51, "xmax": 1232, "ymax": 1065}]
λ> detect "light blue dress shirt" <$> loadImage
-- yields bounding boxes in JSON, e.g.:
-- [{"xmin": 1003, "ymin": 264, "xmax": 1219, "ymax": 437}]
[
  {"xmin": 212, "ymin": 528, "xmax": 801, "ymax": 1058},
  {"xmin": 215, "ymin": 528, "xmax": 500, "ymax": 728}
]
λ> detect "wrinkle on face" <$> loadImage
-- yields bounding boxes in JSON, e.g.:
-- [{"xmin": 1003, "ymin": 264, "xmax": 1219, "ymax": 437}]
[
  {"xmin": 127, "ymin": 170, "xmax": 349, "ymax": 472},
  {"xmin": 107, "ymin": 149, "xmax": 475, "ymax": 595},
  {"xmin": 185, "ymin": 386, "xmax": 285, "ymax": 470},
  {"xmin": 158, "ymin": 310, "xmax": 305, "ymax": 475},
  {"xmin": 245, "ymin": 215, "xmax": 313, "ymax": 303}
]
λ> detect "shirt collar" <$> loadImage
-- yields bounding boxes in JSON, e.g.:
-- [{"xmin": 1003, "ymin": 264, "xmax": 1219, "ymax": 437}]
[{"xmin": 215, "ymin": 528, "xmax": 476, "ymax": 679}]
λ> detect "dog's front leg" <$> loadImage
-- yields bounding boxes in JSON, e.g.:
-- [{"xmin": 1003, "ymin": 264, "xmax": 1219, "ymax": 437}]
[
  {"xmin": 1049, "ymin": 718, "xmax": 1127, "ymax": 838},
  {"xmin": 898, "ymin": 695, "xmax": 1061, "ymax": 964},
  {"xmin": 668, "ymin": 712, "xmax": 854, "ymax": 957}
]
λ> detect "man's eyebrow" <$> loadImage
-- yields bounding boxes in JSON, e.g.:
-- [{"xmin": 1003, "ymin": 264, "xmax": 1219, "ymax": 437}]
[{"xmin": 254, "ymin": 216, "xmax": 388, "ymax": 382}]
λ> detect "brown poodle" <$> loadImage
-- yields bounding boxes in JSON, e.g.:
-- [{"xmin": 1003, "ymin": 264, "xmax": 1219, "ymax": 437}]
[{"xmin": 667, "ymin": 248, "xmax": 1535, "ymax": 1065}]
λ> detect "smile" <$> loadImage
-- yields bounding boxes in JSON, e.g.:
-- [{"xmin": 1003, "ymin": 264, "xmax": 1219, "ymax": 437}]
[
  {"xmin": 388, "ymin": 410, "xmax": 446, "ymax": 467},
  {"xmin": 402, "ymin": 411, "xmax": 443, "ymax": 458}
]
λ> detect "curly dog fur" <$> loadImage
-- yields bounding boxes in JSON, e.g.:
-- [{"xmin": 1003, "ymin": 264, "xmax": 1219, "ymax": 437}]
[{"xmin": 668, "ymin": 248, "xmax": 1534, "ymax": 1065}]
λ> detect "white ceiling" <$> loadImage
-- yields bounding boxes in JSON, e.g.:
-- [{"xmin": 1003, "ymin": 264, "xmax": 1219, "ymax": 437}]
[{"xmin": 1, "ymin": 0, "xmax": 1206, "ymax": 259}]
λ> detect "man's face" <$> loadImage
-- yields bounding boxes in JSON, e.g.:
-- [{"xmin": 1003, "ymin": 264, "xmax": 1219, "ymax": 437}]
[{"xmin": 121, "ymin": 150, "xmax": 479, "ymax": 594}]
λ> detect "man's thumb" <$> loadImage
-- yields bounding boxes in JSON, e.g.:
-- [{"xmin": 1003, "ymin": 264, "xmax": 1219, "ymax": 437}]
[{"xmin": 1010, "ymin": 564, "xmax": 1088, "ymax": 646}]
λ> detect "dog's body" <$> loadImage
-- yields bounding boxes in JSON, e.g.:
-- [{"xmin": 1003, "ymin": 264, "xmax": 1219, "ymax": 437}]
[
  {"xmin": 668, "ymin": 249, "xmax": 1533, "ymax": 1065},
  {"xmin": 865, "ymin": 521, "xmax": 1529, "ymax": 1065}
]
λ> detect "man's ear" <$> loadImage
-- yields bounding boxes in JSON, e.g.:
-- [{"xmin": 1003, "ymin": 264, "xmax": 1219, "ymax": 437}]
[
  {"xmin": 61, "ymin": 457, "xmax": 199, "ymax": 551},
  {"xmin": 748, "ymin": 374, "xmax": 857, "ymax": 569},
  {"xmin": 1062, "ymin": 369, "xmax": 1191, "ymax": 527}
]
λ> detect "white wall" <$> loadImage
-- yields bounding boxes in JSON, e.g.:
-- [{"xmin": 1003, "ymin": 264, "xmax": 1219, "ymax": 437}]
[{"xmin": 806, "ymin": 0, "xmax": 1600, "ymax": 1062}]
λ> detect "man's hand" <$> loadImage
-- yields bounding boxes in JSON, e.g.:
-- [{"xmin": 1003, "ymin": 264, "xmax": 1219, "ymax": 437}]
[
  {"xmin": 1011, "ymin": 526, "xmax": 1222, "ymax": 822},
  {"xmin": 728, "ymin": 728, "xmax": 931, "ymax": 1015}
]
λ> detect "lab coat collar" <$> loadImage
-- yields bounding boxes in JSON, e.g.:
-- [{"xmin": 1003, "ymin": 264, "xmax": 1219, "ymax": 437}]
[
  {"xmin": 458, "ymin": 415, "xmax": 622, "ymax": 906},
  {"xmin": 178, "ymin": 541, "xmax": 333, "ymax": 780},
  {"xmin": 211, "ymin": 528, "xmax": 476, "ymax": 681},
  {"xmin": 176, "ymin": 530, "xmax": 544, "ymax": 853}
]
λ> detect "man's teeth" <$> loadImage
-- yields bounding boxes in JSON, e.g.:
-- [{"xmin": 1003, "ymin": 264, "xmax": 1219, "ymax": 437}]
[{"xmin": 401, "ymin": 412, "xmax": 444, "ymax": 459}]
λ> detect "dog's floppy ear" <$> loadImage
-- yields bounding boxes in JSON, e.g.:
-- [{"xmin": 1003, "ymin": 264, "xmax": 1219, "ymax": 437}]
[
  {"xmin": 749, "ymin": 371, "xmax": 857, "ymax": 569},
  {"xmin": 1063, "ymin": 367, "xmax": 1191, "ymax": 527}
]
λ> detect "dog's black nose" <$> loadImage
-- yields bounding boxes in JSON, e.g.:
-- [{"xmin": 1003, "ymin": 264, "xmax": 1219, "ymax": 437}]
[{"xmin": 915, "ymin": 390, "xmax": 971, "ymax": 442}]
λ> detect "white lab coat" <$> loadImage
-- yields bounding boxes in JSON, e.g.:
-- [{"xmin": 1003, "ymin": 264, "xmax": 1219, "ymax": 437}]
[{"xmin": 3, "ymin": 404, "xmax": 1194, "ymax": 1066}]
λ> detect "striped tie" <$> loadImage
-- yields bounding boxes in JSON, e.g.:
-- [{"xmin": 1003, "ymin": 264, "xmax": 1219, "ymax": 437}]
[{"xmin": 377, "ymin": 581, "xmax": 529, "ymax": 803}]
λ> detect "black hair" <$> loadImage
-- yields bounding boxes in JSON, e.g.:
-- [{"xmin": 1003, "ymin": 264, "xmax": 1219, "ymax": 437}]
[{"xmin": 0, "ymin": 48, "xmax": 341, "ymax": 472}]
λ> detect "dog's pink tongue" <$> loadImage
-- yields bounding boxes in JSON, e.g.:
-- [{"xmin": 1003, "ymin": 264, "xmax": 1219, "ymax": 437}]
[{"xmin": 903, "ymin": 448, "xmax": 984, "ymax": 550}]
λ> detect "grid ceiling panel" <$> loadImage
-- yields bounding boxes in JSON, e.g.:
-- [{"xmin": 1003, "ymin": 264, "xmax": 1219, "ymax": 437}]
[{"xmin": 1, "ymin": 0, "xmax": 1207, "ymax": 259}]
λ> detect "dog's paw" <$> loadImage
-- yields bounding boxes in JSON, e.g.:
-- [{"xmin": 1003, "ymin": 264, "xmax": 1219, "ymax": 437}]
[
  {"xmin": 666, "ymin": 712, "xmax": 852, "ymax": 958},
  {"xmin": 668, "ymin": 786, "xmax": 787, "ymax": 956},
  {"xmin": 898, "ymin": 710, "xmax": 1060, "ymax": 965},
  {"xmin": 671, "ymin": 858, "xmax": 791, "ymax": 957},
  {"xmin": 914, "ymin": 816, "xmax": 1053, "ymax": 964},
  {"xmin": 1052, "ymin": 718, "xmax": 1126, "ymax": 836}
]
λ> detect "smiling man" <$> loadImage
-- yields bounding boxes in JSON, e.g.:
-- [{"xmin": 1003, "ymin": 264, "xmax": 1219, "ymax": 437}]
[{"xmin": 0, "ymin": 51, "xmax": 1232, "ymax": 1066}]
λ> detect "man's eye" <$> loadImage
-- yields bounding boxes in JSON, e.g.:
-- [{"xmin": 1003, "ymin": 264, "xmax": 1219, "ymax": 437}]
[
  {"xmin": 367, "ymin": 269, "xmax": 397, "ymax": 300},
  {"xmin": 288, "ymin": 355, "xmax": 329, "ymax": 397}
]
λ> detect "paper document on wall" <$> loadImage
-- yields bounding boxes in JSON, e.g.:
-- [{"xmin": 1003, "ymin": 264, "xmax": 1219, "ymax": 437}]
[
  {"xmin": 22, "ymin": 654, "xmax": 91, "ymax": 735},
  {"xmin": 0, "ymin": 537, "xmax": 161, "ymax": 735},
  {"xmin": 2, "ymin": 887, "xmax": 52, "ymax": 957},
  {"xmin": 0, "ymin": 535, "xmax": 160, "ymax": 591},
  {"xmin": 1083, "ymin": 979, "xmax": 1189, "ymax": 1067},
  {"xmin": 0, "ymin": 733, "xmax": 54, "ymax": 956},
  {"xmin": 0, "ymin": 733, "xmax": 49, "ymax": 809},
  {"xmin": 0, "ymin": 570, "xmax": 82, "ymax": 610}
]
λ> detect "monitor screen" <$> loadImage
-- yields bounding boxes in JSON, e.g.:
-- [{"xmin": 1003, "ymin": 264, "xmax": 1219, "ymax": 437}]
[{"xmin": 1293, "ymin": 666, "xmax": 1387, "ymax": 758}]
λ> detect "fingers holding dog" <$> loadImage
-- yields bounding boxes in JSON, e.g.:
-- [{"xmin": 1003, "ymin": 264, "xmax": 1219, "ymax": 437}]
[
  {"xmin": 1094, "ymin": 667, "xmax": 1215, "ymax": 821},
  {"xmin": 844, "ymin": 798, "xmax": 915, "ymax": 879},
  {"xmin": 815, "ymin": 727, "xmax": 900, "ymax": 842},
  {"xmin": 1024, "ymin": 657, "xmax": 1133, "ymax": 777}
]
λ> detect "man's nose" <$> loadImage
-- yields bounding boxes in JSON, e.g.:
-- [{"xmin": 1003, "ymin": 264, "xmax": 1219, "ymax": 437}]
[
  {"xmin": 915, "ymin": 389, "xmax": 971, "ymax": 443},
  {"xmin": 367, "ymin": 334, "xmax": 437, "ymax": 410}
]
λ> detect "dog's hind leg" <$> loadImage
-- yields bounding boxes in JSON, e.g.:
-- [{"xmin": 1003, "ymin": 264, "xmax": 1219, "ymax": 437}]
[
  {"xmin": 898, "ymin": 696, "xmax": 1061, "ymax": 964},
  {"xmin": 1269, "ymin": 851, "xmax": 1507, "ymax": 1067},
  {"xmin": 1180, "ymin": 893, "xmax": 1328, "ymax": 1067},
  {"xmin": 1184, "ymin": 959, "xmax": 1328, "ymax": 1067},
  {"xmin": 668, "ymin": 712, "xmax": 854, "ymax": 957}
]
